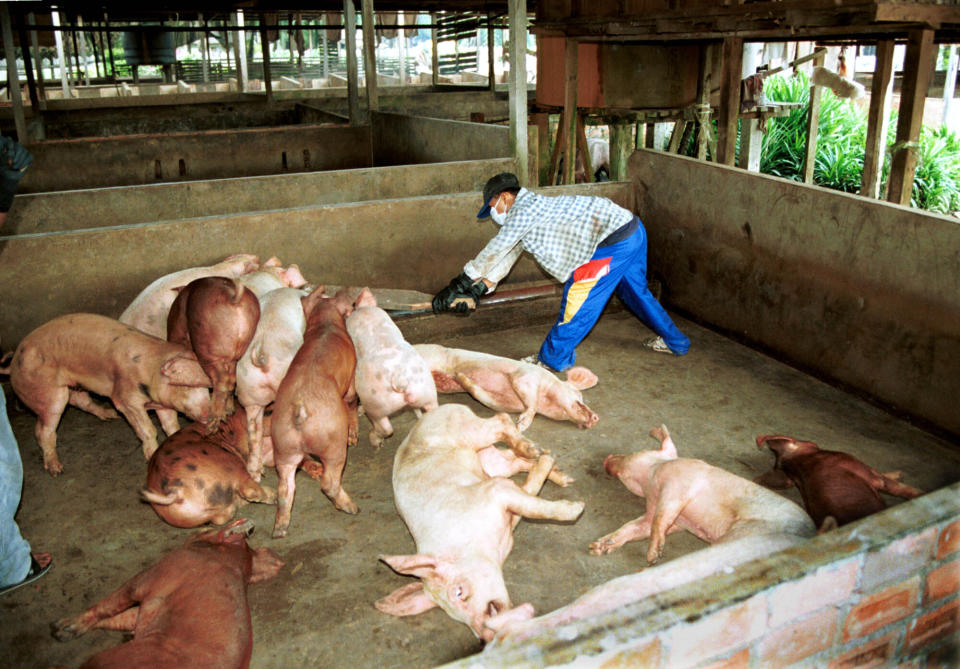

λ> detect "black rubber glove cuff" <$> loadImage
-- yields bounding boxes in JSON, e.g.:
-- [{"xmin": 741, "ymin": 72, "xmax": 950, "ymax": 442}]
[{"xmin": 432, "ymin": 272, "xmax": 488, "ymax": 314}]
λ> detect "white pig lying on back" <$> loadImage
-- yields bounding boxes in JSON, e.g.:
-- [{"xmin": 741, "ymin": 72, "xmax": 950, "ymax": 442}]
[
  {"xmin": 119, "ymin": 254, "xmax": 260, "ymax": 339},
  {"xmin": 346, "ymin": 288, "xmax": 437, "ymax": 448},
  {"xmin": 236, "ymin": 286, "xmax": 312, "ymax": 480},
  {"xmin": 376, "ymin": 403, "xmax": 584, "ymax": 641}
]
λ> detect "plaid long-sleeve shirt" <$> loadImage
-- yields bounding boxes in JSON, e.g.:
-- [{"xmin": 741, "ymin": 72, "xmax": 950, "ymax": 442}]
[{"xmin": 464, "ymin": 188, "xmax": 634, "ymax": 285}]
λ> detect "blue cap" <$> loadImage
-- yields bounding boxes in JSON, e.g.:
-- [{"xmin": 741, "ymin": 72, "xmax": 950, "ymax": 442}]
[{"xmin": 477, "ymin": 172, "xmax": 520, "ymax": 218}]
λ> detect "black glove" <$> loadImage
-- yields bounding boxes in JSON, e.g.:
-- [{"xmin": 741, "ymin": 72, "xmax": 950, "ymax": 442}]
[
  {"xmin": 0, "ymin": 136, "xmax": 32, "ymax": 213},
  {"xmin": 432, "ymin": 272, "xmax": 487, "ymax": 314}
]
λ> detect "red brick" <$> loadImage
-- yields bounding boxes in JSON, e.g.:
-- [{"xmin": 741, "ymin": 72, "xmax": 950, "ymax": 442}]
[
  {"xmin": 769, "ymin": 560, "xmax": 859, "ymax": 627},
  {"xmin": 925, "ymin": 559, "xmax": 960, "ymax": 603},
  {"xmin": 861, "ymin": 529, "xmax": 936, "ymax": 591},
  {"xmin": 599, "ymin": 637, "xmax": 661, "ymax": 668},
  {"xmin": 828, "ymin": 632, "xmax": 899, "ymax": 669},
  {"xmin": 665, "ymin": 594, "xmax": 767, "ymax": 667},
  {"xmin": 905, "ymin": 600, "xmax": 960, "ymax": 652},
  {"xmin": 759, "ymin": 608, "xmax": 839, "ymax": 666},
  {"xmin": 843, "ymin": 578, "xmax": 920, "ymax": 641},
  {"xmin": 937, "ymin": 519, "xmax": 960, "ymax": 559},
  {"xmin": 696, "ymin": 648, "xmax": 750, "ymax": 669}
]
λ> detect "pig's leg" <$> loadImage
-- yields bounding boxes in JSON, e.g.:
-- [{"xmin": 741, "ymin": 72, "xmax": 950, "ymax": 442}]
[
  {"xmin": 345, "ymin": 385, "xmax": 360, "ymax": 448},
  {"xmin": 112, "ymin": 391, "xmax": 161, "ymax": 460},
  {"xmin": 754, "ymin": 468, "xmax": 793, "ymax": 489},
  {"xmin": 30, "ymin": 386, "xmax": 70, "ymax": 476},
  {"xmin": 90, "ymin": 607, "xmax": 139, "ymax": 632},
  {"xmin": 492, "ymin": 478, "xmax": 584, "ymax": 524},
  {"xmin": 67, "ymin": 390, "xmax": 119, "ymax": 420},
  {"xmin": 478, "ymin": 446, "xmax": 574, "ymax": 487},
  {"xmin": 465, "ymin": 413, "xmax": 541, "ymax": 461},
  {"xmin": 317, "ymin": 447, "xmax": 358, "ymax": 515},
  {"xmin": 646, "ymin": 484, "xmax": 690, "ymax": 564},
  {"xmin": 872, "ymin": 469, "xmax": 924, "ymax": 499},
  {"xmin": 272, "ymin": 460, "xmax": 299, "ymax": 538},
  {"xmin": 589, "ymin": 515, "xmax": 654, "ymax": 555},
  {"xmin": 239, "ymin": 477, "xmax": 277, "ymax": 505},
  {"xmin": 506, "ymin": 374, "xmax": 542, "ymax": 433},
  {"xmin": 367, "ymin": 414, "xmax": 393, "ymax": 450},
  {"xmin": 51, "ymin": 575, "xmax": 145, "ymax": 640},
  {"xmin": 453, "ymin": 373, "xmax": 511, "ymax": 412},
  {"xmin": 154, "ymin": 408, "xmax": 181, "ymax": 437},
  {"xmin": 244, "ymin": 404, "xmax": 265, "ymax": 481}
]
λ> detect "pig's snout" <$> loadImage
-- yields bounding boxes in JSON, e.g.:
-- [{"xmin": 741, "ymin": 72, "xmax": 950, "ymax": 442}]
[{"xmin": 603, "ymin": 454, "xmax": 626, "ymax": 476}]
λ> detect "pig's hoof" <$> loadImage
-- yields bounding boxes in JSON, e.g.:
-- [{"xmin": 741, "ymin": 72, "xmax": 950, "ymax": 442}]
[
  {"xmin": 51, "ymin": 619, "xmax": 83, "ymax": 641},
  {"xmin": 336, "ymin": 500, "xmax": 360, "ymax": 515},
  {"xmin": 44, "ymin": 461, "xmax": 64, "ymax": 477},
  {"xmin": 271, "ymin": 526, "xmax": 288, "ymax": 539}
]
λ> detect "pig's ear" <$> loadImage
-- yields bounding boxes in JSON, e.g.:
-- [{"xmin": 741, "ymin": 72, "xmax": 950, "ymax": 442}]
[
  {"xmin": 379, "ymin": 553, "xmax": 438, "ymax": 579},
  {"xmin": 565, "ymin": 367, "xmax": 598, "ymax": 390},
  {"xmin": 162, "ymin": 355, "xmax": 213, "ymax": 387},
  {"xmin": 262, "ymin": 256, "xmax": 282, "ymax": 268},
  {"xmin": 249, "ymin": 547, "xmax": 285, "ymax": 583},
  {"xmin": 283, "ymin": 264, "xmax": 307, "ymax": 288},
  {"xmin": 375, "ymin": 582, "xmax": 437, "ymax": 617}
]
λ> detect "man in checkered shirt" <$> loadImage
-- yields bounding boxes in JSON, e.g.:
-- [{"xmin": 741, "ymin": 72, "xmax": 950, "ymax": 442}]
[{"xmin": 432, "ymin": 172, "xmax": 690, "ymax": 371}]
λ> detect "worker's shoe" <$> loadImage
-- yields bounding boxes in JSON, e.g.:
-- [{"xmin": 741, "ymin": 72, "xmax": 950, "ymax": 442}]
[{"xmin": 643, "ymin": 336, "xmax": 676, "ymax": 355}]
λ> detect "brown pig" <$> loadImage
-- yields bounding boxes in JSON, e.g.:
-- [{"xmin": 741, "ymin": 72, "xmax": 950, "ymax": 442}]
[
  {"xmin": 1, "ymin": 314, "xmax": 212, "ymax": 476},
  {"xmin": 52, "ymin": 518, "xmax": 284, "ymax": 669},
  {"xmin": 413, "ymin": 344, "xmax": 599, "ymax": 432},
  {"xmin": 119, "ymin": 254, "xmax": 260, "ymax": 339},
  {"xmin": 490, "ymin": 425, "xmax": 815, "ymax": 645},
  {"xmin": 270, "ymin": 286, "xmax": 359, "ymax": 538},
  {"xmin": 376, "ymin": 403, "xmax": 583, "ymax": 642},
  {"xmin": 755, "ymin": 434, "xmax": 924, "ymax": 529},
  {"xmin": 141, "ymin": 408, "xmax": 277, "ymax": 528},
  {"xmin": 167, "ymin": 277, "xmax": 260, "ymax": 431}
]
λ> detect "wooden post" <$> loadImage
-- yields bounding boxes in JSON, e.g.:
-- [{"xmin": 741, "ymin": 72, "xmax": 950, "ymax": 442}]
[
  {"xmin": 1, "ymin": 2, "xmax": 27, "ymax": 141},
  {"xmin": 76, "ymin": 16, "xmax": 89, "ymax": 86},
  {"xmin": 398, "ymin": 11, "xmax": 406, "ymax": 86},
  {"xmin": 801, "ymin": 50, "xmax": 826, "ymax": 184},
  {"xmin": 563, "ymin": 37, "xmax": 578, "ymax": 185},
  {"xmin": 861, "ymin": 40, "xmax": 895, "ymax": 199},
  {"xmin": 549, "ymin": 114, "xmax": 565, "ymax": 184},
  {"xmin": 430, "ymin": 13, "xmax": 438, "ymax": 86},
  {"xmin": 609, "ymin": 122, "xmax": 631, "ymax": 181},
  {"xmin": 52, "ymin": 11, "xmax": 70, "ymax": 97},
  {"xmin": 738, "ymin": 42, "xmax": 764, "ymax": 172},
  {"xmin": 259, "ymin": 14, "xmax": 273, "ymax": 102},
  {"xmin": 645, "ymin": 122, "xmax": 656, "ymax": 149},
  {"xmin": 200, "ymin": 14, "xmax": 209, "ymax": 83},
  {"xmin": 321, "ymin": 14, "xmax": 329, "ymax": 79},
  {"xmin": 509, "ymin": 0, "xmax": 529, "ymax": 185},
  {"xmin": 717, "ymin": 37, "xmax": 743, "ymax": 166},
  {"xmin": 668, "ymin": 121, "xmax": 686, "ymax": 153},
  {"xmin": 695, "ymin": 43, "xmax": 714, "ymax": 161},
  {"xmin": 887, "ymin": 29, "xmax": 937, "ymax": 206},
  {"xmin": 533, "ymin": 112, "xmax": 550, "ymax": 186},
  {"xmin": 487, "ymin": 13, "xmax": 495, "ymax": 91},
  {"xmin": 28, "ymin": 12, "xmax": 46, "ymax": 105},
  {"xmin": 105, "ymin": 14, "xmax": 116, "ymax": 80},
  {"xmin": 361, "ymin": 0, "xmax": 378, "ymax": 114},
  {"xmin": 943, "ymin": 45, "xmax": 958, "ymax": 132},
  {"xmin": 344, "ymin": 1, "xmax": 361, "ymax": 124},
  {"xmin": 576, "ymin": 116, "xmax": 593, "ymax": 182},
  {"xmin": 234, "ymin": 11, "xmax": 248, "ymax": 93},
  {"xmin": 15, "ymin": 9, "xmax": 40, "ymax": 111}
]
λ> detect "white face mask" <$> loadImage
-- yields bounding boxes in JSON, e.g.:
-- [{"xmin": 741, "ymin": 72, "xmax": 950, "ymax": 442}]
[{"xmin": 490, "ymin": 195, "xmax": 506, "ymax": 225}]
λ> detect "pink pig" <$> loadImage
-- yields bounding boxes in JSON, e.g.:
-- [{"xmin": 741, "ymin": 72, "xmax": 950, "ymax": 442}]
[
  {"xmin": 346, "ymin": 288, "xmax": 438, "ymax": 448},
  {"xmin": 1, "ymin": 314, "xmax": 212, "ymax": 475},
  {"xmin": 376, "ymin": 403, "xmax": 583, "ymax": 642},
  {"xmin": 238, "ymin": 260, "xmax": 308, "ymax": 298},
  {"xmin": 413, "ymin": 344, "xmax": 599, "ymax": 431},
  {"xmin": 119, "ymin": 254, "xmax": 260, "ymax": 339}
]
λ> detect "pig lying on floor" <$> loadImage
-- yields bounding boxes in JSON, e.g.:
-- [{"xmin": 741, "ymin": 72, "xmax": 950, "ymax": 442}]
[
  {"xmin": 1, "ymin": 313, "xmax": 212, "ymax": 475},
  {"xmin": 120, "ymin": 254, "xmax": 260, "ymax": 339},
  {"xmin": 490, "ymin": 424, "xmax": 815, "ymax": 645},
  {"xmin": 52, "ymin": 518, "xmax": 283, "ymax": 669},
  {"xmin": 141, "ymin": 408, "xmax": 277, "ymax": 528},
  {"xmin": 376, "ymin": 403, "xmax": 584, "ymax": 642},
  {"xmin": 347, "ymin": 289, "xmax": 437, "ymax": 449},
  {"xmin": 755, "ymin": 434, "xmax": 924, "ymax": 529},
  {"xmin": 413, "ymin": 344, "xmax": 599, "ymax": 431}
]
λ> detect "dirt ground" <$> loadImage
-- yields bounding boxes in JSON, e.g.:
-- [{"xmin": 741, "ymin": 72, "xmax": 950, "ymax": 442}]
[{"xmin": 2, "ymin": 309, "xmax": 959, "ymax": 669}]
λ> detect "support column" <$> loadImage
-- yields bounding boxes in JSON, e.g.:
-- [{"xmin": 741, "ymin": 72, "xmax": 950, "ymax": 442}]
[
  {"xmin": 861, "ymin": 40, "xmax": 895, "ymax": 199},
  {"xmin": 801, "ymin": 50, "xmax": 826, "ymax": 184},
  {"xmin": 200, "ymin": 14, "xmax": 209, "ymax": 83},
  {"xmin": 887, "ymin": 29, "xmax": 937, "ymax": 206},
  {"xmin": 487, "ymin": 13, "xmax": 495, "ymax": 91},
  {"xmin": 563, "ymin": 37, "xmax": 578, "ymax": 185},
  {"xmin": 398, "ymin": 11, "xmax": 406, "ymax": 86},
  {"xmin": 259, "ymin": 14, "xmax": 273, "ymax": 102},
  {"xmin": 1, "ymin": 2, "xmax": 27, "ymax": 141},
  {"xmin": 234, "ymin": 11, "xmax": 249, "ymax": 92},
  {"xmin": 29, "ymin": 12, "xmax": 46, "ymax": 105},
  {"xmin": 76, "ymin": 16, "xmax": 89, "ymax": 85},
  {"xmin": 52, "ymin": 11, "xmax": 70, "ymax": 98},
  {"xmin": 361, "ymin": 0, "xmax": 378, "ymax": 114},
  {"xmin": 738, "ymin": 42, "xmax": 764, "ymax": 172},
  {"xmin": 15, "ymin": 9, "xmax": 40, "ymax": 111},
  {"xmin": 716, "ymin": 37, "xmax": 743, "ymax": 166},
  {"xmin": 509, "ymin": 0, "xmax": 529, "ymax": 185},
  {"xmin": 344, "ymin": 1, "xmax": 361, "ymax": 124},
  {"xmin": 532, "ymin": 112, "xmax": 550, "ymax": 186},
  {"xmin": 695, "ymin": 43, "xmax": 714, "ymax": 161},
  {"xmin": 609, "ymin": 122, "xmax": 632, "ymax": 181},
  {"xmin": 431, "ymin": 13, "xmax": 438, "ymax": 86},
  {"xmin": 943, "ymin": 44, "xmax": 958, "ymax": 132}
]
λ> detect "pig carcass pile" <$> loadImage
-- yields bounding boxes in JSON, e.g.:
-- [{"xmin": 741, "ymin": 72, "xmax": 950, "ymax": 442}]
[{"xmin": 0, "ymin": 253, "xmax": 924, "ymax": 664}]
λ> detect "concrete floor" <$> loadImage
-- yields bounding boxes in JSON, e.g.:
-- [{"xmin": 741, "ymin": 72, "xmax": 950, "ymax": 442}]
[{"xmin": 2, "ymin": 309, "xmax": 959, "ymax": 668}]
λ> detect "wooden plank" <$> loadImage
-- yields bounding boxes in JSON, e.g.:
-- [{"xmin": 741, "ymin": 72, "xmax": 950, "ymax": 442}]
[
  {"xmin": 564, "ymin": 37, "xmax": 579, "ymax": 185},
  {"xmin": 533, "ymin": 112, "xmax": 551, "ymax": 186},
  {"xmin": 549, "ymin": 113, "xmax": 565, "ymax": 184},
  {"xmin": 609, "ymin": 122, "xmax": 632, "ymax": 181},
  {"xmin": 887, "ymin": 28, "xmax": 937, "ymax": 206},
  {"xmin": 717, "ymin": 37, "xmax": 743, "ymax": 166},
  {"xmin": 668, "ymin": 120, "xmax": 685, "ymax": 153},
  {"xmin": 861, "ymin": 39, "xmax": 895, "ymax": 199},
  {"xmin": 259, "ymin": 15, "xmax": 273, "ymax": 103},
  {"xmin": 802, "ymin": 50, "xmax": 826, "ymax": 184},
  {"xmin": 361, "ymin": 0, "xmax": 378, "ymax": 113},
  {"xmin": 344, "ymin": 1, "xmax": 361, "ymax": 124},
  {"xmin": 696, "ymin": 43, "xmax": 713, "ymax": 161},
  {"xmin": 509, "ymin": 0, "xmax": 529, "ymax": 185}
]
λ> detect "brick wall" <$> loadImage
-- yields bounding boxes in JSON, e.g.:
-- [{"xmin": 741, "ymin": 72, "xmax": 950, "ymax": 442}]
[{"xmin": 464, "ymin": 482, "xmax": 960, "ymax": 668}]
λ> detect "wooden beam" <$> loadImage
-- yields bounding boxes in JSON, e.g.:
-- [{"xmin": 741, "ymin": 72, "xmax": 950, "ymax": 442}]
[
  {"xmin": 609, "ymin": 122, "xmax": 632, "ymax": 181},
  {"xmin": 431, "ymin": 12, "xmax": 438, "ymax": 87},
  {"xmin": 717, "ymin": 37, "xmax": 743, "ymax": 166},
  {"xmin": 861, "ymin": 39, "xmax": 895, "ymax": 199},
  {"xmin": 259, "ymin": 15, "xmax": 273, "ymax": 103},
  {"xmin": 509, "ymin": 0, "xmax": 529, "ymax": 185},
  {"xmin": 549, "ymin": 114, "xmax": 564, "ymax": 184},
  {"xmin": 344, "ymin": 1, "xmax": 361, "ymax": 125},
  {"xmin": 695, "ymin": 43, "xmax": 714, "ymax": 161},
  {"xmin": 488, "ymin": 12, "xmax": 496, "ymax": 91},
  {"xmin": 0, "ymin": 2, "xmax": 27, "ymax": 142},
  {"xmin": 802, "ymin": 50, "xmax": 826, "ymax": 184},
  {"xmin": 576, "ymin": 115, "xmax": 593, "ymax": 182},
  {"xmin": 887, "ymin": 28, "xmax": 937, "ymax": 206},
  {"xmin": 361, "ymin": 0, "xmax": 378, "ymax": 114},
  {"xmin": 738, "ymin": 42, "xmax": 764, "ymax": 171},
  {"xmin": 532, "ymin": 112, "xmax": 550, "ymax": 186},
  {"xmin": 668, "ymin": 120, "xmax": 685, "ymax": 153},
  {"xmin": 234, "ymin": 11, "xmax": 248, "ymax": 93},
  {"xmin": 563, "ymin": 37, "xmax": 578, "ymax": 185}
]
